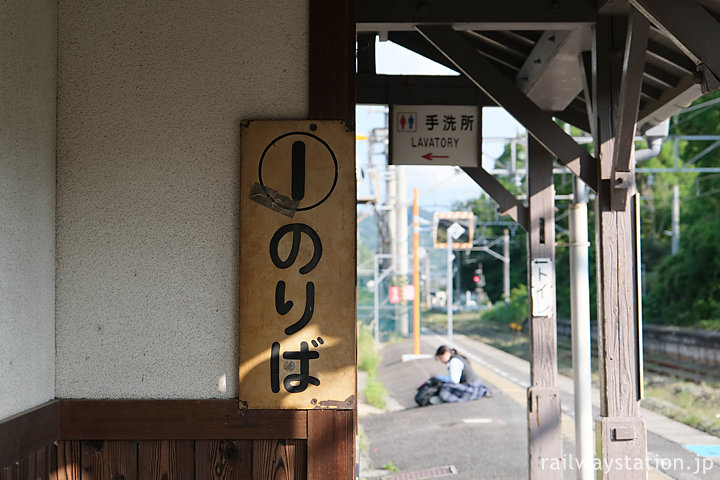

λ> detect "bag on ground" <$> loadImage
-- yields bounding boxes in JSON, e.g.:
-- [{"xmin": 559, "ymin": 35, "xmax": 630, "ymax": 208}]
[{"xmin": 414, "ymin": 377, "xmax": 444, "ymax": 406}]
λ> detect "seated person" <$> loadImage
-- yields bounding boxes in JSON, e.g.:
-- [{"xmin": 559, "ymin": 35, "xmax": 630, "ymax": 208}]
[{"xmin": 434, "ymin": 345, "xmax": 491, "ymax": 403}]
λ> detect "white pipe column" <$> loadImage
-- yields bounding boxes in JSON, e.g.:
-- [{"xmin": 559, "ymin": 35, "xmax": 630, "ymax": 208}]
[
  {"xmin": 569, "ymin": 177, "xmax": 593, "ymax": 480},
  {"xmin": 446, "ymin": 238, "xmax": 454, "ymax": 347},
  {"xmin": 672, "ymin": 185, "xmax": 680, "ymax": 254},
  {"xmin": 503, "ymin": 229, "xmax": 510, "ymax": 304}
]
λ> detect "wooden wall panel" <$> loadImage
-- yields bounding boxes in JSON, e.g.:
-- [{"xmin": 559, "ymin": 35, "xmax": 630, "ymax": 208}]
[
  {"xmin": 0, "ymin": 446, "xmax": 57, "ymax": 480},
  {"xmin": 0, "ymin": 402, "xmax": 58, "ymax": 469},
  {"xmin": 36, "ymin": 446, "xmax": 56, "ymax": 480},
  {"xmin": 194, "ymin": 440, "xmax": 252, "ymax": 480},
  {"xmin": 138, "ymin": 441, "xmax": 194, "ymax": 480},
  {"xmin": 14, "ymin": 456, "xmax": 31, "ymax": 480},
  {"xmin": 3, "ymin": 412, "xmax": 324, "ymax": 480},
  {"xmin": 306, "ymin": 410, "xmax": 354, "ymax": 480},
  {"xmin": 81, "ymin": 441, "xmax": 137, "ymax": 480},
  {"xmin": 0, "ymin": 463, "xmax": 17, "ymax": 480},
  {"xmin": 252, "ymin": 440, "xmax": 306, "ymax": 480},
  {"xmin": 57, "ymin": 442, "xmax": 82, "ymax": 480}
]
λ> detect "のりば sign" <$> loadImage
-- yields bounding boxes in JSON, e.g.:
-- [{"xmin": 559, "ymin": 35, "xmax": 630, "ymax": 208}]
[
  {"xmin": 391, "ymin": 105, "xmax": 480, "ymax": 167},
  {"xmin": 238, "ymin": 120, "xmax": 356, "ymax": 410}
]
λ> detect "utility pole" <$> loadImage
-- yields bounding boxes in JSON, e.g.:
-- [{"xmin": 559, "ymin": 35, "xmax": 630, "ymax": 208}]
[
  {"xmin": 672, "ymin": 185, "xmax": 680, "ymax": 254},
  {"xmin": 445, "ymin": 222, "xmax": 465, "ymax": 347},
  {"xmin": 396, "ymin": 166, "xmax": 409, "ymax": 335},
  {"xmin": 373, "ymin": 254, "xmax": 394, "ymax": 344},
  {"xmin": 455, "ymin": 250, "xmax": 462, "ymax": 306}
]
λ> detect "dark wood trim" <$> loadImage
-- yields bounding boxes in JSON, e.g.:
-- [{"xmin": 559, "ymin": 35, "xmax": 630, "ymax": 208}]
[
  {"xmin": 357, "ymin": 0, "xmax": 596, "ymax": 30},
  {"xmin": 307, "ymin": 4, "xmax": 356, "ymax": 479},
  {"xmin": 57, "ymin": 400, "xmax": 308, "ymax": 440},
  {"xmin": 357, "ymin": 74, "xmax": 493, "ymax": 106},
  {"xmin": 309, "ymin": 0, "xmax": 355, "ymax": 128},
  {"xmin": 0, "ymin": 401, "xmax": 58, "ymax": 469}
]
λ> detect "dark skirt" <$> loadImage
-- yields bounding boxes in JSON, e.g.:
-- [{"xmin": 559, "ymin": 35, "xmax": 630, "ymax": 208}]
[{"xmin": 438, "ymin": 381, "xmax": 489, "ymax": 403}]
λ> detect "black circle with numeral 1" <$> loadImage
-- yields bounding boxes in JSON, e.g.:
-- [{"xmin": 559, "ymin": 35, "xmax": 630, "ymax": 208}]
[{"xmin": 258, "ymin": 131, "xmax": 338, "ymax": 212}]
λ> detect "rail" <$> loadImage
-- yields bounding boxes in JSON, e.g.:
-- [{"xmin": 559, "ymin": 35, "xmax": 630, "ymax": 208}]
[{"xmin": 556, "ymin": 320, "xmax": 720, "ymax": 383}]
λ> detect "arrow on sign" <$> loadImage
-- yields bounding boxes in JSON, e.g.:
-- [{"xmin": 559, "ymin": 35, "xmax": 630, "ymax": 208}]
[{"xmin": 421, "ymin": 152, "xmax": 450, "ymax": 162}]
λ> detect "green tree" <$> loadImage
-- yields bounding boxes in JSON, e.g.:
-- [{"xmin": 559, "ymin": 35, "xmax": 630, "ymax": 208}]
[{"xmin": 641, "ymin": 91, "xmax": 720, "ymax": 328}]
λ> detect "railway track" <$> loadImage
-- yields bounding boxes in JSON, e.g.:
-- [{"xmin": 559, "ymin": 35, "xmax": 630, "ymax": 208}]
[{"xmin": 556, "ymin": 321, "xmax": 720, "ymax": 385}]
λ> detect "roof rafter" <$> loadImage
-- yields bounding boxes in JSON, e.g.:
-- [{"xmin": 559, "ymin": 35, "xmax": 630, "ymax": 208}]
[
  {"xmin": 630, "ymin": 0, "xmax": 720, "ymax": 80},
  {"xmin": 417, "ymin": 25, "xmax": 598, "ymax": 191}
]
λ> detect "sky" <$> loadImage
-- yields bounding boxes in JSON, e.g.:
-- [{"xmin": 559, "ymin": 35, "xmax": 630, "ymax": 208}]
[{"xmin": 356, "ymin": 38, "xmax": 525, "ymax": 212}]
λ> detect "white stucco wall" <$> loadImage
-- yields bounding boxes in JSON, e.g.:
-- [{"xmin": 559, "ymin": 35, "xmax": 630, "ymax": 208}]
[
  {"xmin": 56, "ymin": 1, "xmax": 309, "ymax": 398},
  {"xmin": 0, "ymin": 1, "xmax": 57, "ymax": 419}
]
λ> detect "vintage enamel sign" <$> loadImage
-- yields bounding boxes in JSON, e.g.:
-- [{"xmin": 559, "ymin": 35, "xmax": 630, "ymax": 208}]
[{"xmin": 238, "ymin": 120, "xmax": 356, "ymax": 409}]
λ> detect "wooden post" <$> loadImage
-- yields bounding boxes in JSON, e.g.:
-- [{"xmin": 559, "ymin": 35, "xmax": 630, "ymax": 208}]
[
  {"xmin": 592, "ymin": 15, "xmax": 647, "ymax": 479},
  {"xmin": 307, "ymin": 1, "xmax": 356, "ymax": 479},
  {"xmin": 526, "ymin": 137, "xmax": 562, "ymax": 479}
]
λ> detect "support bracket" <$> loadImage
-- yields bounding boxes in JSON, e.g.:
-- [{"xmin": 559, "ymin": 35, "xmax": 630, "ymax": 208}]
[{"xmin": 462, "ymin": 167, "xmax": 528, "ymax": 232}]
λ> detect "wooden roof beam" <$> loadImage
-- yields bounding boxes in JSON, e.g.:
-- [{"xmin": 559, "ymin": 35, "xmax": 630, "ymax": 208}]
[
  {"xmin": 637, "ymin": 73, "xmax": 703, "ymax": 133},
  {"xmin": 357, "ymin": 0, "xmax": 596, "ymax": 31},
  {"xmin": 417, "ymin": 25, "xmax": 598, "ymax": 192},
  {"xmin": 630, "ymin": 0, "xmax": 720, "ymax": 83},
  {"xmin": 461, "ymin": 167, "xmax": 528, "ymax": 232},
  {"xmin": 516, "ymin": 28, "xmax": 590, "ymax": 112},
  {"xmin": 356, "ymin": 74, "xmax": 493, "ymax": 106}
]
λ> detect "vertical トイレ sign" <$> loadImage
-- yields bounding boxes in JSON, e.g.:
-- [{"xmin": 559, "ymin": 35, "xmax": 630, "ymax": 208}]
[{"xmin": 239, "ymin": 120, "xmax": 356, "ymax": 409}]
